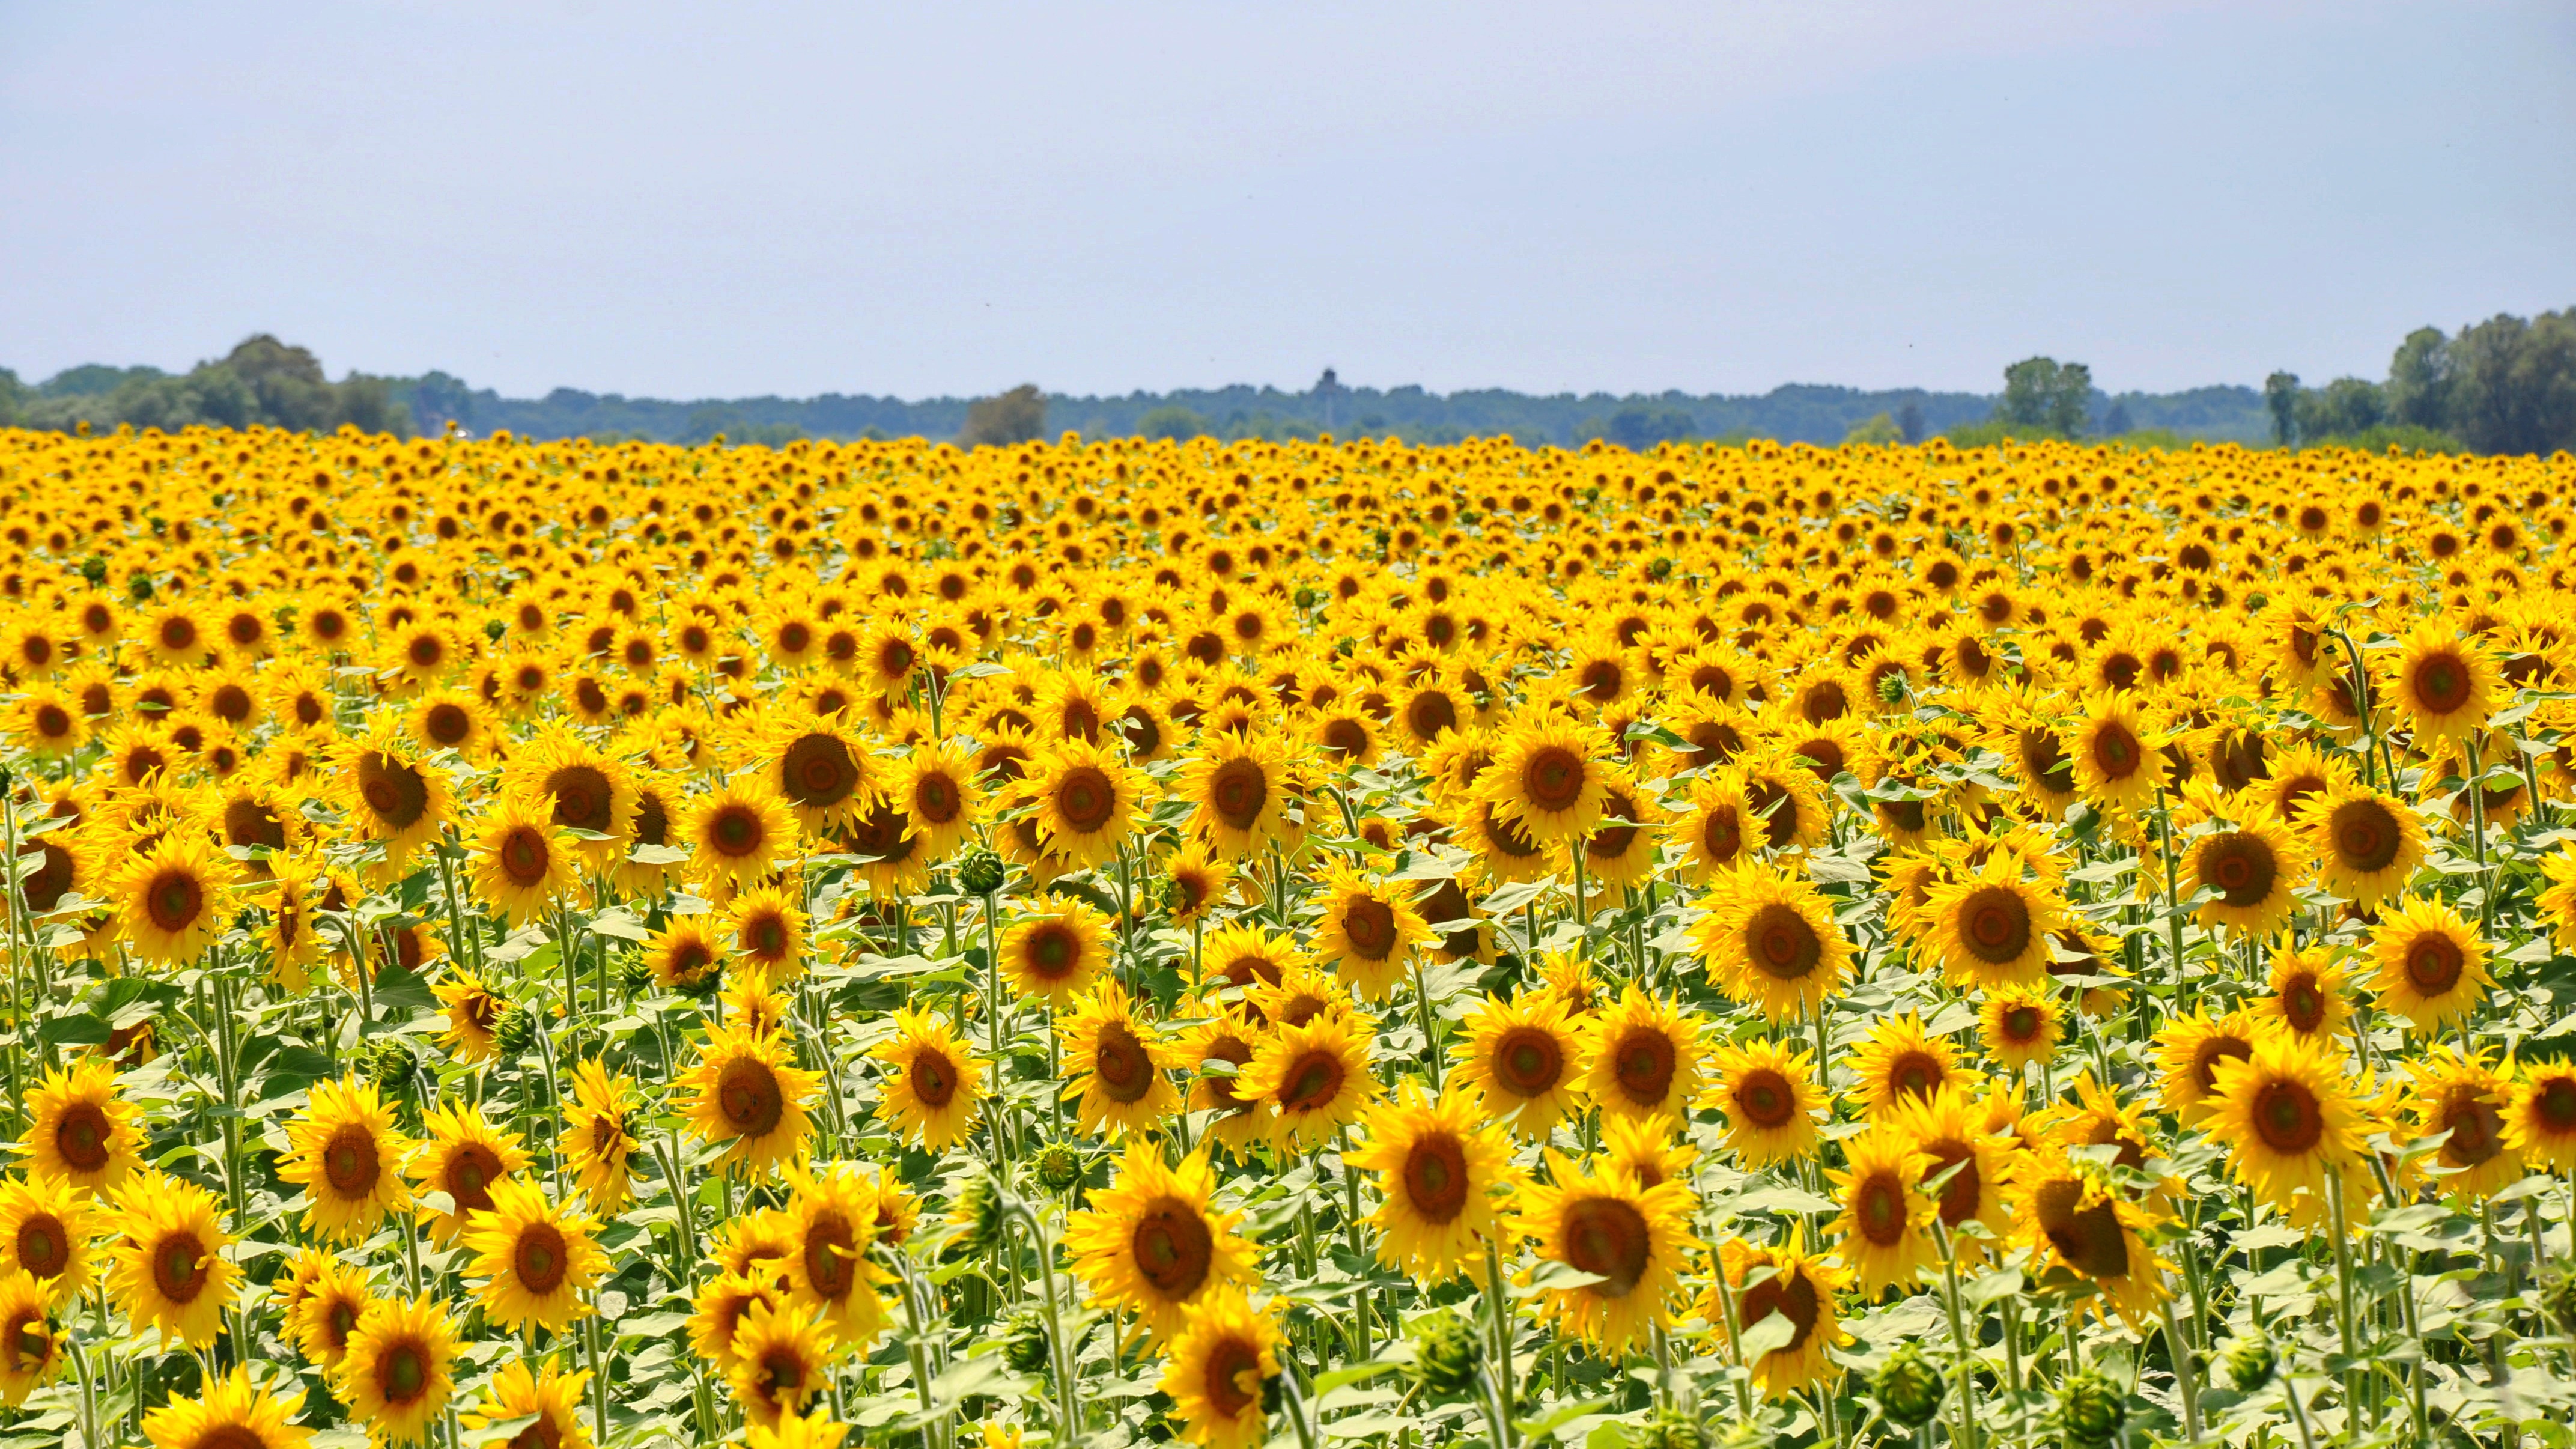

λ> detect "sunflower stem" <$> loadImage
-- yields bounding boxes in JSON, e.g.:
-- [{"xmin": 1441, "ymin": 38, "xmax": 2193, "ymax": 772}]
[
  {"xmin": 2158, "ymin": 1286, "xmax": 2202, "ymax": 1445},
  {"xmin": 2323, "ymin": 1168, "xmax": 2363, "ymax": 1421},
  {"xmin": 1930, "ymin": 1218, "xmax": 1980, "ymax": 1449},
  {"xmin": 1481, "ymin": 1238, "xmax": 1519, "ymax": 1443}
]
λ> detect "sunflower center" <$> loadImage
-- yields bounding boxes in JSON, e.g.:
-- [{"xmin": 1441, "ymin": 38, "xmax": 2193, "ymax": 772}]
[
  {"xmin": 327, "ymin": 1299, "xmax": 358, "ymax": 1347},
  {"xmin": 2328, "ymin": 799, "xmax": 2401, "ymax": 872},
  {"xmin": 2251, "ymin": 1079, "xmax": 2323, "ymax": 1154},
  {"xmin": 1921, "ymin": 1143, "xmax": 1981, "ymax": 1226},
  {"xmin": 1091, "ymin": 1024, "xmax": 1151, "ymax": 1104},
  {"xmin": 1480, "ymin": 802, "xmax": 1543, "ymax": 858},
  {"xmin": 1279, "ymin": 1050, "xmax": 1347, "ymax": 1114},
  {"xmin": 1745, "ymin": 779, "xmax": 1799, "ymax": 849},
  {"xmin": 1697, "ymin": 804, "xmax": 1743, "ymax": 864},
  {"xmin": 740, "ymin": 911, "xmax": 792, "ymax": 962},
  {"xmin": 1560, "ymin": 1197, "xmax": 1651, "ymax": 1299},
  {"xmin": 1340, "ymin": 898, "xmax": 1396, "ymax": 961},
  {"xmin": 912, "ymin": 774, "xmax": 961, "ymax": 824},
  {"xmin": 446, "ymin": 1145, "xmax": 503, "ymax": 1217},
  {"xmin": 160, "ymin": 617, "xmax": 198, "ymax": 651},
  {"xmin": 1130, "ymin": 1201, "xmax": 1215, "ymax": 1299},
  {"xmin": 758, "ymin": 1347, "xmax": 805, "ymax": 1399},
  {"xmin": 359, "ymin": 752, "xmax": 431, "ymax": 830},
  {"xmin": 2282, "ymin": 976, "xmax": 2327, "ymax": 1033},
  {"xmin": 1746, "ymin": 903, "xmax": 1821, "ymax": 980},
  {"xmin": 1198, "ymin": 1332, "xmax": 1263, "ymax": 1417},
  {"xmin": 1734, "ymin": 1267, "xmax": 1819, "ymax": 1355},
  {"xmin": 1201, "ymin": 1038, "xmax": 1254, "ymax": 1111},
  {"xmin": 382, "ymin": 1342, "xmax": 430, "ymax": 1404},
  {"xmin": 1611, "ymin": 1028, "xmax": 1676, "ymax": 1108},
  {"xmin": 1408, "ymin": 692, "xmax": 1458, "ymax": 741},
  {"xmin": 2413, "ymin": 653, "xmax": 2470, "ymax": 712},
  {"xmin": 1522, "ymin": 746, "xmax": 1587, "ymax": 813},
  {"xmin": 2090, "ymin": 723, "xmax": 2140, "ymax": 779},
  {"xmin": 1322, "ymin": 718, "xmax": 1370, "ymax": 760},
  {"xmin": 2405, "ymin": 935, "xmax": 2465, "ymax": 996},
  {"xmin": 422, "ymin": 703, "xmax": 471, "ymax": 746},
  {"xmin": 1201, "ymin": 758, "xmax": 1269, "ymax": 833},
  {"xmin": 2199, "ymin": 833, "xmax": 2278, "ymax": 907},
  {"xmin": 709, "ymin": 804, "xmax": 766, "ymax": 857},
  {"xmin": 2442, "ymin": 1095, "xmax": 2505, "ymax": 1167},
  {"xmin": 1025, "ymin": 924, "xmax": 1081, "ymax": 980},
  {"xmin": 718, "ymin": 1060, "xmax": 787, "ymax": 1138},
  {"xmin": 1887, "ymin": 1050, "xmax": 1944, "ymax": 1104},
  {"xmin": 1958, "ymin": 886, "xmax": 2031, "ymax": 963},
  {"xmin": 498, "ymin": 826, "xmax": 551, "ymax": 887},
  {"xmin": 515, "ymin": 1222, "xmax": 568, "ymax": 1295},
  {"xmin": 2036, "ymin": 1180, "xmax": 2131, "ymax": 1282},
  {"xmin": 1733, "ymin": 1068, "xmax": 1796, "ymax": 1129},
  {"xmin": 4, "ymin": 1312, "xmax": 46, "ymax": 1374},
  {"xmin": 1856, "ymin": 1171, "xmax": 1909, "ymax": 1246},
  {"xmin": 1402, "ymin": 1132, "xmax": 1471, "ymax": 1223},
  {"xmin": 781, "ymin": 734, "xmax": 859, "ymax": 810},
  {"xmin": 2002, "ymin": 1006, "xmax": 2044, "ymax": 1044},
  {"xmin": 152, "ymin": 1231, "xmax": 207, "ymax": 1304},
  {"xmin": 145, "ymin": 868, "xmax": 204, "ymax": 934},
  {"xmin": 56, "ymin": 1104, "xmax": 112, "ymax": 1173},
  {"xmin": 910, "ymin": 1045, "xmax": 961, "ymax": 1108},
  {"xmin": 323, "ymin": 1122, "xmax": 382, "ymax": 1199},
  {"xmin": 1054, "ymin": 766, "xmax": 1117, "ymax": 833},
  {"xmin": 15, "ymin": 1215, "xmax": 65, "ymax": 1278},
  {"xmin": 2534, "ymin": 1078, "xmax": 2576, "ymax": 1130},
  {"xmin": 1494, "ymin": 1027, "xmax": 1564, "ymax": 1097}
]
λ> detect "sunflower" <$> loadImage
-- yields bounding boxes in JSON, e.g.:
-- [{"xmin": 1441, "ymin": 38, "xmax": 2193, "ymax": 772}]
[
  {"xmin": 779, "ymin": 1163, "xmax": 891, "ymax": 1348},
  {"xmin": 1883, "ymin": 1086, "xmax": 2016, "ymax": 1257},
  {"xmin": 407, "ymin": 1104, "xmax": 530, "ymax": 1244},
  {"xmin": 1510, "ymin": 1151, "xmax": 1697, "ymax": 1350},
  {"xmin": 1158, "ymin": 842, "xmax": 1230, "ymax": 928},
  {"xmin": 873, "ymin": 1007, "xmax": 985, "ymax": 1150},
  {"xmin": 0, "ymin": 1272, "xmax": 60, "ymax": 1407},
  {"xmin": 460, "ymin": 1358, "xmax": 592, "ymax": 1449},
  {"xmin": 615, "ymin": 773, "xmax": 685, "ymax": 898},
  {"xmin": 2253, "ymin": 943, "xmax": 2352, "ymax": 1043},
  {"xmin": 1692, "ymin": 864, "xmax": 1852, "ymax": 1021},
  {"xmin": 139, "ymin": 601, "xmax": 210, "ymax": 669},
  {"xmin": 466, "ymin": 797, "xmax": 577, "ymax": 929},
  {"xmin": 429, "ymin": 971, "xmax": 506, "ymax": 1065},
  {"xmin": 1025, "ymin": 736, "xmax": 1144, "ymax": 869},
  {"xmin": 1705, "ymin": 1233, "xmax": 1852, "ymax": 1398},
  {"xmin": 1158, "ymin": 1287, "xmax": 1283, "ymax": 1449},
  {"xmin": 1347, "ymin": 1080, "xmax": 1516, "ymax": 1282},
  {"xmin": 1310, "ymin": 863, "xmax": 1434, "ymax": 1002},
  {"xmin": 106, "ymin": 1172, "xmax": 239, "ymax": 1349},
  {"xmin": 17, "ymin": 1059, "xmax": 144, "ymax": 1194},
  {"xmin": 887, "ymin": 740, "xmax": 979, "ymax": 864},
  {"xmin": 334, "ymin": 718, "xmax": 456, "ymax": 866},
  {"xmin": 2505, "ymin": 1059, "xmax": 2576, "ymax": 1172},
  {"xmin": 506, "ymin": 729, "xmax": 639, "ymax": 867},
  {"xmin": 340, "ymin": 1293, "xmax": 458, "ymax": 1447},
  {"xmin": 678, "ymin": 782, "xmax": 794, "ymax": 895},
  {"xmin": 559, "ymin": 1059, "xmax": 640, "ymax": 1214},
  {"xmin": 2367, "ymin": 896, "xmax": 2491, "ymax": 1033},
  {"xmin": 1922, "ymin": 860, "xmax": 2065, "ymax": 989},
  {"xmin": 11, "ymin": 686, "xmax": 88, "ymax": 756},
  {"xmin": 0, "ymin": 1177, "xmax": 94, "ymax": 1305},
  {"xmin": 2297, "ymin": 780, "xmax": 2426, "ymax": 909},
  {"xmin": 726, "ymin": 886, "xmax": 810, "ymax": 983},
  {"xmin": 681, "ymin": 1025, "xmax": 821, "ymax": 1177},
  {"xmin": 1450, "ymin": 989, "xmax": 1593, "ymax": 1141},
  {"xmin": 112, "ymin": 832, "xmax": 234, "ymax": 965},
  {"xmin": 729, "ymin": 1299, "xmax": 843, "ymax": 1429},
  {"xmin": 643, "ymin": 918, "xmax": 726, "ymax": 996},
  {"xmin": 139, "ymin": 1365, "xmax": 309, "ymax": 1449},
  {"xmin": 1579, "ymin": 987, "xmax": 1706, "ymax": 1122},
  {"xmin": 1177, "ymin": 1006, "xmax": 1269, "ymax": 1158},
  {"xmin": 1826, "ymin": 1128, "xmax": 1936, "ymax": 1295},
  {"xmin": 2067, "ymin": 693, "xmax": 2158, "ymax": 813},
  {"xmin": 1179, "ymin": 731, "xmax": 1293, "ymax": 860},
  {"xmin": 290, "ymin": 1256, "xmax": 373, "ymax": 1369},
  {"xmin": 2405, "ymin": 1046, "xmax": 2522, "ymax": 1201},
  {"xmin": 2384, "ymin": 618, "xmax": 2497, "ymax": 747},
  {"xmin": 1670, "ymin": 776, "xmax": 1753, "ymax": 882},
  {"xmin": 998, "ymin": 901, "xmax": 1114, "ymax": 1007},
  {"xmin": 750, "ymin": 1406, "xmax": 851, "ymax": 1449},
  {"xmin": 2205, "ymin": 1035, "xmax": 2369, "ymax": 1216},
  {"xmin": 1477, "ymin": 716, "xmax": 1612, "ymax": 846},
  {"xmin": 1065, "ymin": 1140, "xmax": 1258, "ymax": 1340},
  {"xmin": 1977, "ymin": 984, "xmax": 2062, "ymax": 1076},
  {"xmin": 2544, "ymin": 843, "xmax": 2576, "ymax": 952},
  {"xmin": 406, "ymin": 688, "xmax": 493, "ymax": 759},
  {"xmin": 1848, "ymin": 1012, "xmax": 1975, "ymax": 1121},
  {"xmin": 1700, "ymin": 1039, "xmax": 1824, "ymax": 1167},
  {"xmin": 276, "ymin": 1076, "xmax": 414, "ymax": 1245},
  {"xmin": 2151, "ymin": 1008, "xmax": 2268, "ymax": 1124},
  {"xmin": 1060, "ymin": 982, "xmax": 1182, "ymax": 1138},
  {"xmin": 690, "ymin": 1270, "xmax": 788, "ymax": 1374},
  {"xmin": 1234, "ymin": 1010, "xmax": 1379, "ymax": 1152},
  {"xmin": 2009, "ymin": 1149, "xmax": 2172, "ymax": 1331},
  {"xmin": 460, "ymin": 1179, "xmax": 605, "ymax": 1332}
]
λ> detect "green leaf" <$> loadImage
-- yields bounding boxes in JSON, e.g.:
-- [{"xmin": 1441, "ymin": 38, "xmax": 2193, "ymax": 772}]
[
  {"xmin": 591, "ymin": 908, "xmax": 651, "ymax": 942},
  {"xmin": 35, "ymin": 1014, "xmax": 110, "ymax": 1047},
  {"xmin": 1737, "ymin": 1308, "xmax": 1800, "ymax": 1361},
  {"xmin": 369, "ymin": 965, "xmax": 437, "ymax": 1016}
]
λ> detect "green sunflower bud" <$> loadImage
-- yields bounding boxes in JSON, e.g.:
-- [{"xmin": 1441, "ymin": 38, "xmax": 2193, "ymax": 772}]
[
  {"xmin": 362, "ymin": 1036, "xmax": 415, "ymax": 1091},
  {"xmin": 958, "ymin": 849, "xmax": 1007, "ymax": 898},
  {"xmin": 616, "ymin": 955, "xmax": 655, "ymax": 994},
  {"xmin": 949, "ymin": 1170, "xmax": 1016, "ymax": 1256},
  {"xmin": 1030, "ymin": 1141, "xmax": 1086, "ymax": 1194},
  {"xmin": 1000, "ymin": 1305, "xmax": 1051, "ymax": 1375},
  {"xmin": 1873, "ymin": 1341, "xmax": 1947, "ymax": 1430},
  {"xmin": 2222, "ymin": 1331, "xmax": 2277, "ymax": 1394},
  {"xmin": 1632, "ymin": 1405, "xmax": 1711, "ymax": 1449},
  {"xmin": 1405, "ymin": 1309, "xmax": 1482, "ymax": 1399},
  {"xmin": 492, "ymin": 1006, "xmax": 535, "ymax": 1056},
  {"xmin": 2056, "ymin": 1368, "xmax": 2126, "ymax": 1448}
]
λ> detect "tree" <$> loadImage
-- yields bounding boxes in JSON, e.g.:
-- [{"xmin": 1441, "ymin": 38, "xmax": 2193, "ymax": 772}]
[
  {"xmin": 2385, "ymin": 326, "xmax": 2454, "ymax": 431},
  {"xmin": 2295, "ymin": 377, "xmax": 2386, "ymax": 442},
  {"xmin": 2264, "ymin": 371, "xmax": 2301, "ymax": 446},
  {"xmin": 2447, "ymin": 311, "xmax": 2576, "ymax": 455},
  {"xmin": 1138, "ymin": 404, "xmax": 1211, "ymax": 441},
  {"xmin": 1996, "ymin": 358, "xmax": 2091, "ymax": 436},
  {"xmin": 1896, "ymin": 401, "xmax": 1924, "ymax": 443},
  {"xmin": 2102, "ymin": 400, "xmax": 2133, "ymax": 436},
  {"xmin": 1842, "ymin": 412, "xmax": 1902, "ymax": 446},
  {"xmin": 958, "ymin": 384, "xmax": 1046, "ymax": 448}
]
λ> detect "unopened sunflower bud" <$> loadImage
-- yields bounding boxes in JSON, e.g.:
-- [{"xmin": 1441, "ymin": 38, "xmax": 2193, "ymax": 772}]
[
  {"xmin": 616, "ymin": 955, "xmax": 655, "ymax": 994},
  {"xmin": 362, "ymin": 1036, "xmax": 415, "ymax": 1090},
  {"xmin": 949, "ymin": 1170, "xmax": 1014, "ymax": 1256},
  {"xmin": 1030, "ymin": 1141, "xmax": 1086, "ymax": 1194},
  {"xmin": 2222, "ymin": 1331, "xmax": 2277, "ymax": 1394},
  {"xmin": 1405, "ymin": 1309, "xmax": 1481, "ymax": 1399},
  {"xmin": 492, "ymin": 1006, "xmax": 535, "ymax": 1056},
  {"xmin": 2056, "ymin": 1368, "xmax": 2126, "ymax": 1448},
  {"xmin": 1632, "ymin": 1405, "xmax": 1709, "ymax": 1449},
  {"xmin": 1874, "ymin": 1341, "xmax": 1946, "ymax": 1430},
  {"xmin": 1000, "ymin": 1305, "xmax": 1051, "ymax": 1375},
  {"xmin": 958, "ymin": 849, "xmax": 1007, "ymax": 898}
]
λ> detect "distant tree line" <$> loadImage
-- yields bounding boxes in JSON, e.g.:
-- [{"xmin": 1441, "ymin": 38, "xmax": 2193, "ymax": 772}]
[
  {"xmin": 2264, "ymin": 309, "xmax": 2576, "ymax": 454},
  {"xmin": 0, "ymin": 336, "xmax": 408, "ymax": 437}
]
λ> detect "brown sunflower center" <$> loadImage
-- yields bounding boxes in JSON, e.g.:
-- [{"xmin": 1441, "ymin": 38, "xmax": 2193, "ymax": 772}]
[
  {"xmin": 1321, "ymin": 718, "xmax": 1370, "ymax": 761},
  {"xmin": 1279, "ymin": 1050, "xmax": 1347, "ymax": 1114},
  {"xmin": 446, "ymin": 1144, "xmax": 503, "ymax": 1217},
  {"xmin": 323, "ymin": 1122, "xmax": 382, "ymax": 1199},
  {"xmin": 514, "ymin": 1222, "xmax": 568, "ymax": 1295},
  {"xmin": 1958, "ymin": 886, "xmax": 2031, "ymax": 963},
  {"xmin": 3, "ymin": 1311, "xmax": 47, "ymax": 1374},
  {"xmin": 1202, "ymin": 1334, "xmax": 1263, "ymax": 1417},
  {"xmin": 2405, "ymin": 934, "xmax": 2465, "ymax": 996},
  {"xmin": 1402, "ymin": 1132, "xmax": 1471, "ymax": 1223},
  {"xmin": 498, "ymin": 826, "xmax": 552, "ymax": 886},
  {"xmin": 1611, "ymin": 1027, "xmax": 1676, "ymax": 1108},
  {"xmin": 1495, "ymin": 1027, "xmax": 1564, "ymax": 1098},
  {"xmin": 1407, "ymin": 692, "xmax": 1458, "ymax": 742},
  {"xmin": 1734, "ymin": 1265, "xmax": 1819, "ymax": 1355},
  {"xmin": 2194, "ymin": 1036, "xmax": 2255, "ymax": 1094},
  {"xmin": 708, "ymin": 803, "xmax": 767, "ymax": 858},
  {"xmin": 2442, "ymin": 1094, "xmax": 2505, "ymax": 1167},
  {"xmin": 1201, "ymin": 1037, "xmax": 1254, "ymax": 1111},
  {"xmin": 1745, "ymin": 779, "xmax": 1799, "ymax": 849},
  {"xmin": 1733, "ymin": 1068, "xmax": 1796, "ymax": 1129},
  {"xmin": 358, "ymin": 752, "xmax": 431, "ymax": 830},
  {"xmin": 1090, "ymin": 1024, "xmax": 1151, "ymax": 1105},
  {"xmin": 780, "ymin": 734, "xmax": 860, "ymax": 811},
  {"xmin": 2253, "ymin": 1079, "xmax": 2323, "ymax": 1154},
  {"xmin": 2280, "ymin": 976, "xmax": 2327, "ymax": 1033},
  {"xmin": 1855, "ymin": 1171, "xmax": 1909, "ymax": 1246},
  {"xmin": 381, "ymin": 1340, "xmax": 430, "ymax": 1404},
  {"xmin": 1522, "ymin": 745, "xmax": 1587, "ymax": 813},
  {"xmin": 2035, "ymin": 1179, "xmax": 2130, "ymax": 1281},
  {"xmin": 1887, "ymin": 1050, "xmax": 1944, "ymax": 1103},
  {"xmin": 1340, "ymin": 898, "xmax": 1396, "ymax": 961},
  {"xmin": 1023, "ymin": 923, "xmax": 1081, "ymax": 981},
  {"xmin": 1922, "ymin": 1142, "xmax": 1980, "ymax": 1226},
  {"xmin": 14, "ymin": 1215, "xmax": 65, "ymax": 1278},
  {"xmin": 911, "ymin": 773, "xmax": 962, "ymax": 825},
  {"xmin": 2533, "ymin": 1078, "xmax": 2576, "ymax": 1131},
  {"xmin": 1130, "ymin": 1200, "xmax": 1215, "ymax": 1299},
  {"xmin": 55, "ymin": 1103, "xmax": 112, "ymax": 1173},
  {"xmin": 2001, "ymin": 1006, "xmax": 2044, "ymax": 1044},
  {"xmin": 718, "ymin": 1060, "xmax": 787, "ymax": 1139},
  {"xmin": 2090, "ymin": 722, "xmax": 2140, "ymax": 780},
  {"xmin": 1053, "ymin": 766, "xmax": 1117, "ymax": 833},
  {"xmin": 802, "ymin": 1209, "xmax": 856, "ymax": 1298},
  {"xmin": 2412, "ymin": 652, "xmax": 2471, "ymax": 713},
  {"xmin": 1480, "ymin": 802, "xmax": 1544, "ymax": 858},
  {"xmin": 1207, "ymin": 759, "xmax": 1268, "ymax": 831},
  {"xmin": 153, "ymin": 1231, "xmax": 207, "ymax": 1305},
  {"xmin": 144, "ymin": 867, "xmax": 205, "ymax": 934},
  {"xmin": 910, "ymin": 1047, "xmax": 959, "ymax": 1108},
  {"xmin": 1745, "ymin": 903, "xmax": 1821, "ymax": 981},
  {"xmin": 1560, "ymin": 1197, "xmax": 1651, "ymax": 1299},
  {"xmin": 2199, "ymin": 832, "xmax": 2278, "ymax": 906},
  {"xmin": 2329, "ymin": 798, "xmax": 2402, "ymax": 873}
]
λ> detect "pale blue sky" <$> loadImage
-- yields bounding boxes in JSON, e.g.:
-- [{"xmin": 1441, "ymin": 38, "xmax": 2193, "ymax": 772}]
[{"xmin": 2, "ymin": 1, "xmax": 2569, "ymax": 399}]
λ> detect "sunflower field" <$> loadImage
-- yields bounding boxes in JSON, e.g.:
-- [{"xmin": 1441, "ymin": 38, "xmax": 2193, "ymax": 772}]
[{"xmin": 0, "ymin": 424, "xmax": 2570, "ymax": 1449}]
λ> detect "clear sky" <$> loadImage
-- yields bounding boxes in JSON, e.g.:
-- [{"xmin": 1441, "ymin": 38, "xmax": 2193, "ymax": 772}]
[{"xmin": 2, "ymin": 1, "xmax": 2569, "ymax": 401}]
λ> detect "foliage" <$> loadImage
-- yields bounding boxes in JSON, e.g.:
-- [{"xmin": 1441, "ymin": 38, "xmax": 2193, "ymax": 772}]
[
  {"xmin": 958, "ymin": 383, "xmax": 1048, "ymax": 448},
  {"xmin": 1840, "ymin": 412, "xmax": 1902, "ymax": 446},
  {"xmin": 10, "ymin": 336, "xmax": 409, "ymax": 438},
  {"xmin": 1996, "ymin": 356, "xmax": 2092, "ymax": 437}
]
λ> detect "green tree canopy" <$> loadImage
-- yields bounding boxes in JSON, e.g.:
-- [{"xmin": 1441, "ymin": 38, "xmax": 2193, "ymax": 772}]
[{"xmin": 958, "ymin": 384, "xmax": 1047, "ymax": 448}]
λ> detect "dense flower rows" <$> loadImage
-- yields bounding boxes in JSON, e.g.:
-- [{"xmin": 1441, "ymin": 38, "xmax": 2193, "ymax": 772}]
[{"xmin": 0, "ymin": 422, "xmax": 2567, "ymax": 1449}]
